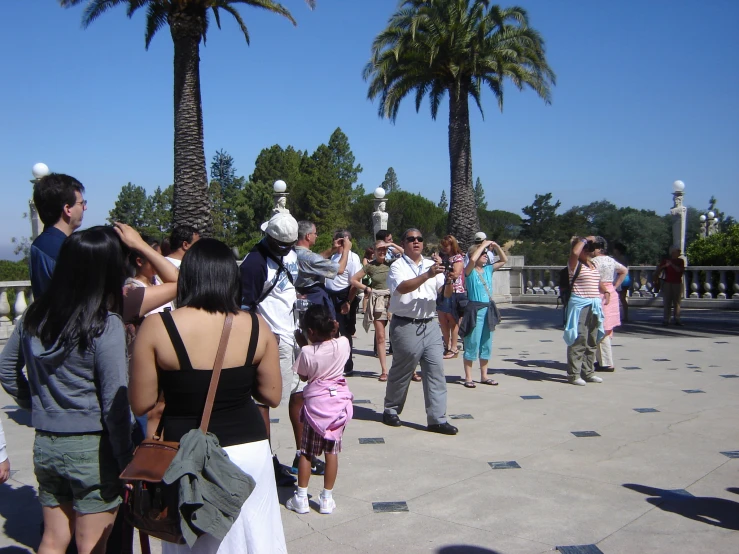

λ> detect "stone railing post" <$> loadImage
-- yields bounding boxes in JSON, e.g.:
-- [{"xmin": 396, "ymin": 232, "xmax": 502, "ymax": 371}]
[
  {"xmin": 703, "ymin": 270, "xmax": 713, "ymax": 299},
  {"xmin": 734, "ymin": 271, "xmax": 739, "ymax": 300},
  {"xmin": 14, "ymin": 288, "xmax": 29, "ymax": 323},
  {"xmin": 717, "ymin": 270, "xmax": 728, "ymax": 299},
  {"xmin": 0, "ymin": 287, "xmax": 12, "ymax": 340}
]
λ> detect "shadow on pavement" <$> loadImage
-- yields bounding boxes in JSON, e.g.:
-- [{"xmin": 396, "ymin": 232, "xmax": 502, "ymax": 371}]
[
  {"xmin": 624, "ymin": 483, "xmax": 739, "ymax": 530},
  {"xmin": 499, "ymin": 368, "xmax": 568, "ymax": 384},
  {"xmin": 0, "ymin": 484, "xmax": 41, "ymax": 551},
  {"xmin": 437, "ymin": 546, "xmax": 501, "ymax": 554},
  {"xmin": 4, "ymin": 409, "xmax": 32, "ymax": 428}
]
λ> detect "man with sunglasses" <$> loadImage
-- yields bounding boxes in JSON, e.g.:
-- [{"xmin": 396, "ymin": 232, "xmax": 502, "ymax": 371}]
[
  {"xmin": 382, "ymin": 229, "xmax": 458, "ymax": 435},
  {"xmin": 241, "ymin": 212, "xmax": 326, "ymax": 484}
]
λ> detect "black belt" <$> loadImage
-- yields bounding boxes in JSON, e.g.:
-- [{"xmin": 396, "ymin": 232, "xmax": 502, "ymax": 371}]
[{"xmin": 394, "ymin": 315, "xmax": 433, "ymax": 324}]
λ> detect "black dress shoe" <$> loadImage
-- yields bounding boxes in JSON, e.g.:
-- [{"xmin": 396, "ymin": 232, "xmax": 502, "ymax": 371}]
[
  {"xmin": 427, "ymin": 422, "xmax": 458, "ymax": 435},
  {"xmin": 382, "ymin": 412, "xmax": 402, "ymax": 427}
]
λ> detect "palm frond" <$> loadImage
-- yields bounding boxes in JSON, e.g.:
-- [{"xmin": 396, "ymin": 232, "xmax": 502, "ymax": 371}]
[
  {"xmin": 60, "ymin": 0, "xmax": 129, "ymax": 28},
  {"xmin": 144, "ymin": 2, "xmax": 168, "ymax": 49},
  {"xmin": 226, "ymin": 0, "xmax": 297, "ymax": 26},
  {"xmin": 210, "ymin": 1, "xmax": 251, "ymax": 44}
]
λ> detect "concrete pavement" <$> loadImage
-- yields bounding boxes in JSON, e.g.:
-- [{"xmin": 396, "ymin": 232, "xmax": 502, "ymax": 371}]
[{"xmin": 1, "ymin": 305, "xmax": 738, "ymax": 553}]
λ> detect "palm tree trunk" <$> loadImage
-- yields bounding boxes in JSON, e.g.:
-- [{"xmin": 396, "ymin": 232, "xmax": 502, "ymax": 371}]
[
  {"xmin": 447, "ymin": 85, "xmax": 478, "ymax": 249},
  {"xmin": 169, "ymin": 8, "xmax": 213, "ymax": 236}
]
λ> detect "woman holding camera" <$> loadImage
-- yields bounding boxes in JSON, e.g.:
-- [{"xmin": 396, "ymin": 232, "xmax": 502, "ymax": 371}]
[
  {"xmin": 449, "ymin": 240, "xmax": 507, "ymax": 388},
  {"xmin": 564, "ymin": 236, "xmax": 605, "ymax": 386},
  {"xmin": 436, "ymin": 235, "xmax": 465, "ymax": 359}
]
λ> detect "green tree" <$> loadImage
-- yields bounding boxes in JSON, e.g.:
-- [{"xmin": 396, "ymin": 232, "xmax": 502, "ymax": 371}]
[
  {"xmin": 520, "ymin": 193, "xmax": 560, "ymax": 241},
  {"xmin": 619, "ymin": 210, "xmax": 672, "ymax": 265},
  {"xmin": 108, "ymin": 183, "xmax": 149, "ymax": 228},
  {"xmin": 477, "ymin": 208, "xmax": 521, "ymax": 241},
  {"xmin": 210, "ymin": 149, "xmax": 241, "ymax": 240},
  {"xmin": 233, "ymin": 178, "xmax": 272, "ymax": 250},
  {"xmin": 387, "ymin": 191, "xmax": 447, "ymax": 243},
  {"xmin": 364, "ymin": 1, "xmax": 555, "ymax": 248},
  {"xmin": 381, "ymin": 167, "xmax": 400, "ymax": 193},
  {"xmin": 474, "ymin": 177, "xmax": 487, "ymax": 210},
  {"xmin": 145, "ymin": 185, "xmax": 173, "ymax": 240},
  {"xmin": 250, "ymin": 144, "xmax": 304, "ymax": 192},
  {"xmin": 706, "ymin": 196, "xmax": 737, "ymax": 229},
  {"xmin": 61, "ymin": 0, "xmax": 315, "ymax": 235},
  {"xmin": 687, "ymin": 224, "xmax": 739, "ymax": 266},
  {"xmin": 438, "ymin": 190, "xmax": 449, "ymax": 211}
]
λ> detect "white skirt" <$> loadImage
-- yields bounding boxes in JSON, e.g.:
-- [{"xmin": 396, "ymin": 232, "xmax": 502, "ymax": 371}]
[{"xmin": 162, "ymin": 439, "xmax": 287, "ymax": 554}]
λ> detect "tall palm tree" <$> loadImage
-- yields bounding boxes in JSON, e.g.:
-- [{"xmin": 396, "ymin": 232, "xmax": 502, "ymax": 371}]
[
  {"xmin": 364, "ymin": 0, "xmax": 555, "ymax": 247},
  {"xmin": 61, "ymin": 0, "xmax": 315, "ymax": 235}
]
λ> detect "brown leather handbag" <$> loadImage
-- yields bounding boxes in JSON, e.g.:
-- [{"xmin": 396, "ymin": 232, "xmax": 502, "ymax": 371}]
[{"xmin": 120, "ymin": 314, "xmax": 234, "ymax": 545}]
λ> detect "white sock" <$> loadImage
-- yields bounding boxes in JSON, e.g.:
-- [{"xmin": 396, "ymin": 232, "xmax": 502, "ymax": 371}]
[
  {"xmin": 297, "ymin": 486, "xmax": 308, "ymax": 499},
  {"xmin": 321, "ymin": 488, "xmax": 333, "ymax": 499}
]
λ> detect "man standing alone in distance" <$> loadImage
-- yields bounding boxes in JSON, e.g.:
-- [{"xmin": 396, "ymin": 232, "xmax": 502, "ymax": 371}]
[
  {"xmin": 382, "ymin": 229, "xmax": 458, "ymax": 435},
  {"xmin": 30, "ymin": 173, "xmax": 87, "ymax": 298}
]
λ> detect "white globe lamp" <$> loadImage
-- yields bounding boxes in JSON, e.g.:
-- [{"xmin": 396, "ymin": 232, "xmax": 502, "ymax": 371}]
[
  {"xmin": 374, "ymin": 187, "xmax": 386, "ymax": 199},
  {"xmin": 699, "ymin": 214, "xmax": 706, "ymax": 222},
  {"xmin": 672, "ymin": 180, "xmax": 685, "ymax": 193},
  {"xmin": 708, "ymin": 211, "xmax": 715, "ymax": 219},
  {"xmin": 32, "ymin": 163, "xmax": 50, "ymax": 180},
  {"xmin": 273, "ymin": 180, "xmax": 287, "ymax": 193}
]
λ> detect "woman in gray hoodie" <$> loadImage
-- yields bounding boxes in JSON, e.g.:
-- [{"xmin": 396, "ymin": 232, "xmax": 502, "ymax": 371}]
[{"xmin": 0, "ymin": 226, "xmax": 132, "ymax": 554}]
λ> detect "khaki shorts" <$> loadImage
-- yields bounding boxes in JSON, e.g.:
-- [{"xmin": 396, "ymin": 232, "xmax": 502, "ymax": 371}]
[
  {"xmin": 279, "ymin": 339, "xmax": 305, "ymax": 404},
  {"xmin": 33, "ymin": 431, "xmax": 121, "ymax": 514}
]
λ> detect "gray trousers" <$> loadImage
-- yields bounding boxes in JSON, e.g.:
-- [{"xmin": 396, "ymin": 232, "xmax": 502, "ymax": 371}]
[
  {"xmin": 567, "ymin": 306, "xmax": 599, "ymax": 379},
  {"xmin": 383, "ymin": 318, "xmax": 448, "ymax": 425}
]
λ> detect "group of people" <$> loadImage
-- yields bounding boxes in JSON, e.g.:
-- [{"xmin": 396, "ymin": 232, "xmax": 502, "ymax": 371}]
[{"xmin": 6, "ymin": 171, "xmax": 687, "ymax": 553}]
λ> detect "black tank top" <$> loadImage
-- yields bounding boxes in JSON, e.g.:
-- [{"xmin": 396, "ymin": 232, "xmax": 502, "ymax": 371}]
[{"xmin": 158, "ymin": 311, "xmax": 267, "ymax": 447}]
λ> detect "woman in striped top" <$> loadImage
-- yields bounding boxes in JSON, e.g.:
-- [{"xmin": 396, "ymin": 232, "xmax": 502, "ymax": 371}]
[{"xmin": 563, "ymin": 236, "xmax": 605, "ymax": 386}]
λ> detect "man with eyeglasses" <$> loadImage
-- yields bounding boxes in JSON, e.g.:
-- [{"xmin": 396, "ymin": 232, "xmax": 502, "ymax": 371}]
[
  {"xmin": 240, "ymin": 212, "xmax": 326, "ymax": 485},
  {"xmin": 30, "ymin": 173, "xmax": 87, "ymax": 298},
  {"xmin": 382, "ymin": 228, "xmax": 458, "ymax": 435},
  {"xmin": 294, "ymin": 220, "xmax": 351, "ymax": 321}
]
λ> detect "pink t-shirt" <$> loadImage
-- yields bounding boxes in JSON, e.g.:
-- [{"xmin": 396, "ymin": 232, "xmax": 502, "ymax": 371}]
[{"xmin": 293, "ymin": 337, "xmax": 351, "ymax": 383}]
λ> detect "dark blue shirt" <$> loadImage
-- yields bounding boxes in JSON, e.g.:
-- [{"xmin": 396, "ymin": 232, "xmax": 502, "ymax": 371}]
[{"xmin": 30, "ymin": 227, "xmax": 67, "ymax": 298}]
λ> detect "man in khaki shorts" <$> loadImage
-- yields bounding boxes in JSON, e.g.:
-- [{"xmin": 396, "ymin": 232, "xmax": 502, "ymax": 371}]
[{"xmin": 240, "ymin": 213, "xmax": 325, "ymax": 486}]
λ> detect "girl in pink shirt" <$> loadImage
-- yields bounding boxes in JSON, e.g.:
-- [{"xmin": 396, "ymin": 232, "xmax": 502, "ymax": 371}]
[{"xmin": 287, "ymin": 305, "xmax": 353, "ymax": 515}]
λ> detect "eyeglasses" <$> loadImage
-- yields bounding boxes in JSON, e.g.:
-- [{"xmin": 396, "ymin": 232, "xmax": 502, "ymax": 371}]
[
  {"xmin": 405, "ymin": 236, "xmax": 424, "ymax": 243},
  {"xmin": 75, "ymin": 200, "xmax": 88, "ymax": 207}
]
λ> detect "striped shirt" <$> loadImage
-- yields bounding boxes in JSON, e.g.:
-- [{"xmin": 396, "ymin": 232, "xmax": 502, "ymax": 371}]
[{"xmin": 570, "ymin": 263, "xmax": 600, "ymax": 298}]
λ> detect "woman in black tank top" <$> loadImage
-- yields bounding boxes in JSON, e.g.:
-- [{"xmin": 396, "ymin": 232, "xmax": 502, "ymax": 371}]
[{"xmin": 129, "ymin": 239, "xmax": 286, "ymax": 553}]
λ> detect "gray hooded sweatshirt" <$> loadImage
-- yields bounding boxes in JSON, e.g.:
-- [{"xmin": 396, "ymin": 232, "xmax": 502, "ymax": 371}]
[{"xmin": 0, "ymin": 313, "xmax": 133, "ymax": 469}]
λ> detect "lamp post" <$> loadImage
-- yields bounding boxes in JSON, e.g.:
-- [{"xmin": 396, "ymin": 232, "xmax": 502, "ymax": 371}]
[
  {"xmin": 29, "ymin": 163, "xmax": 50, "ymax": 240},
  {"xmin": 670, "ymin": 180, "xmax": 687, "ymax": 262},
  {"xmin": 271, "ymin": 179, "xmax": 289, "ymax": 215},
  {"xmin": 372, "ymin": 187, "xmax": 387, "ymax": 240}
]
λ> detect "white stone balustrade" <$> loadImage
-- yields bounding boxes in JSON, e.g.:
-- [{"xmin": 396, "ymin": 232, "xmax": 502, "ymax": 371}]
[{"xmin": 0, "ymin": 281, "xmax": 32, "ymax": 340}]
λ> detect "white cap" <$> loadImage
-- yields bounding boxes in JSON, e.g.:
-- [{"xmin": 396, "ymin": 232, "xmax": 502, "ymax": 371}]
[
  {"xmin": 473, "ymin": 231, "xmax": 487, "ymax": 243},
  {"xmin": 263, "ymin": 212, "xmax": 298, "ymax": 243}
]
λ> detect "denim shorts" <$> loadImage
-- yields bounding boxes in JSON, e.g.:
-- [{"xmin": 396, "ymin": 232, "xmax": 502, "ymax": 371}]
[{"xmin": 33, "ymin": 431, "xmax": 121, "ymax": 514}]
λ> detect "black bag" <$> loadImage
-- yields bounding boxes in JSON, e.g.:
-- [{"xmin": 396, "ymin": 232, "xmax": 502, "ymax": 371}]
[{"xmin": 557, "ymin": 263, "xmax": 582, "ymax": 324}]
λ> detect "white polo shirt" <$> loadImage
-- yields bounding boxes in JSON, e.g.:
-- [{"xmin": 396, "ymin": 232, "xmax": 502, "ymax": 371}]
[
  {"xmin": 387, "ymin": 255, "xmax": 445, "ymax": 319},
  {"xmin": 325, "ymin": 251, "xmax": 363, "ymax": 292}
]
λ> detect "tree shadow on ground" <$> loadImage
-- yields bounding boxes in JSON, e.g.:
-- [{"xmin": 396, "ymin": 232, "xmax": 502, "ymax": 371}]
[
  {"xmin": 437, "ymin": 547, "xmax": 501, "ymax": 554},
  {"xmin": 499, "ymin": 305, "xmax": 562, "ymax": 331},
  {"xmin": 496, "ymin": 359, "xmax": 569, "ymax": 384},
  {"xmin": 624, "ymin": 483, "xmax": 739, "ymax": 530},
  {"xmin": 351, "ymin": 406, "xmax": 426, "ymax": 431},
  {"xmin": 0, "ymin": 484, "xmax": 42, "ymax": 551},
  {"xmin": 4, "ymin": 409, "xmax": 32, "ymax": 427},
  {"xmin": 0, "ymin": 548, "xmax": 34, "ymax": 554}
]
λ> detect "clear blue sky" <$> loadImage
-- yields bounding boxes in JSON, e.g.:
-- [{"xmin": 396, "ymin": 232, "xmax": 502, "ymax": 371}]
[{"xmin": 1, "ymin": 0, "xmax": 737, "ymax": 259}]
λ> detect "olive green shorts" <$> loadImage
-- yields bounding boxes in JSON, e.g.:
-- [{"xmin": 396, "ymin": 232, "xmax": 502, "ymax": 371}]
[{"xmin": 33, "ymin": 431, "xmax": 121, "ymax": 514}]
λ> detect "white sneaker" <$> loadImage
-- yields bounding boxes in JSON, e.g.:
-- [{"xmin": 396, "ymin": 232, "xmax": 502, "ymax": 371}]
[
  {"xmin": 319, "ymin": 495, "xmax": 336, "ymax": 514},
  {"xmin": 585, "ymin": 375, "xmax": 603, "ymax": 383},
  {"xmin": 569, "ymin": 377, "xmax": 586, "ymax": 386},
  {"xmin": 286, "ymin": 494, "xmax": 309, "ymax": 514}
]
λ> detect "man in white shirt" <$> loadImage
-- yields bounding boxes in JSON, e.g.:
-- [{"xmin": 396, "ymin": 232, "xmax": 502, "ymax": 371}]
[
  {"xmin": 165, "ymin": 225, "xmax": 200, "ymax": 268},
  {"xmin": 325, "ymin": 230, "xmax": 363, "ymax": 376},
  {"xmin": 382, "ymin": 228, "xmax": 458, "ymax": 435}
]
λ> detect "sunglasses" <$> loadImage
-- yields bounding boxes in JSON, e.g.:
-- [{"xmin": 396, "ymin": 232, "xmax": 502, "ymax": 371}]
[{"xmin": 405, "ymin": 236, "xmax": 424, "ymax": 243}]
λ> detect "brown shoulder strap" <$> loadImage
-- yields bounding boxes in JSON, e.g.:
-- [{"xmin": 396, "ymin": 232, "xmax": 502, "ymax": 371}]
[{"xmin": 199, "ymin": 314, "xmax": 234, "ymax": 433}]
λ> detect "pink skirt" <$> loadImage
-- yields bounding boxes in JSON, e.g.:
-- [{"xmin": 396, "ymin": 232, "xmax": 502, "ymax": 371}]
[{"xmin": 601, "ymin": 282, "xmax": 621, "ymax": 332}]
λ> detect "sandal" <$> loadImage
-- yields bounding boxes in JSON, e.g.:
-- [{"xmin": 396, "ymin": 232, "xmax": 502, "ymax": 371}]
[
  {"xmin": 481, "ymin": 378, "xmax": 499, "ymax": 386},
  {"xmin": 463, "ymin": 381, "xmax": 476, "ymax": 388},
  {"xmin": 378, "ymin": 374, "xmax": 388, "ymax": 382},
  {"xmin": 443, "ymin": 349, "xmax": 459, "ymax": 359},
  {"xmin": 411, "ymin": 373, "xmax": 422, "ymax": 382}
]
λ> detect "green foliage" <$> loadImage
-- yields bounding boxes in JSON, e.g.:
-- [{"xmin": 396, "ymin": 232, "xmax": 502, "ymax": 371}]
[
  {"xmin": 619, "ymin": 210, "xmax": 672, "ymax": 265},
  {"xmin": 386, "ymin": 191, "xmax": 447, "ymax": 242},
  {"xmin": 438, "ymin": 190, "xmax": 448, "ymax": 211},
  {"xmin": 477, "ymin": 209, "xmax": 521, "ymax": 242},
  {"xmin": 687, "ymin": 224, "xmax": 739, "ymax": 266},
  {"xmin": 108, "ymin": 183, "xmax": 149, "ymax": 228},
  {"xmin": 510, "ymin": 240, "xmax": 570, "ymax": 266},
  {"xmin": 520, "ymin": 193, "xmax": 561, "ymax": 241},
  {"xmin": 381, "ymin": 167, "xmax": 400, "ymax": 193},
  {"xmin": 0, "ymin": 260, "xmax": 30, "ymax": 281},
  {"xmin": 474, "ymin": 178, "xmax": 487, "ymax": 210}
]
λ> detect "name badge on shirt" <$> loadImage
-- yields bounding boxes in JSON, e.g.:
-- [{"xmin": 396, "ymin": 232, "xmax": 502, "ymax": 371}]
[{"xmin": 329, "ymin": 387, "xmax": 337, "ymax": 397}]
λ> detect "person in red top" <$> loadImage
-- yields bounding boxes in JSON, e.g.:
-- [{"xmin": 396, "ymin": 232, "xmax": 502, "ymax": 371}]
[{"xmin": 658, "ymin": 247, "xmax": 685, "ymax": 326}]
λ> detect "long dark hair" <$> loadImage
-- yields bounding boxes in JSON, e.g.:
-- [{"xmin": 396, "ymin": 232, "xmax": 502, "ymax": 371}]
[
  {"xmin": 176, "ymin": 238, "xmax": 241, "ymax": 314},
  {"xmin": 24, "ymin": 226, "xmax": 126, "ymax": 352}
]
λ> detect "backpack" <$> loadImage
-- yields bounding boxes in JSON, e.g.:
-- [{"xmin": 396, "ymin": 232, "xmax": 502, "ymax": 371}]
[{"xmin": 557, "ymin": 262, "xmax": 581, "ymax": 313}]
